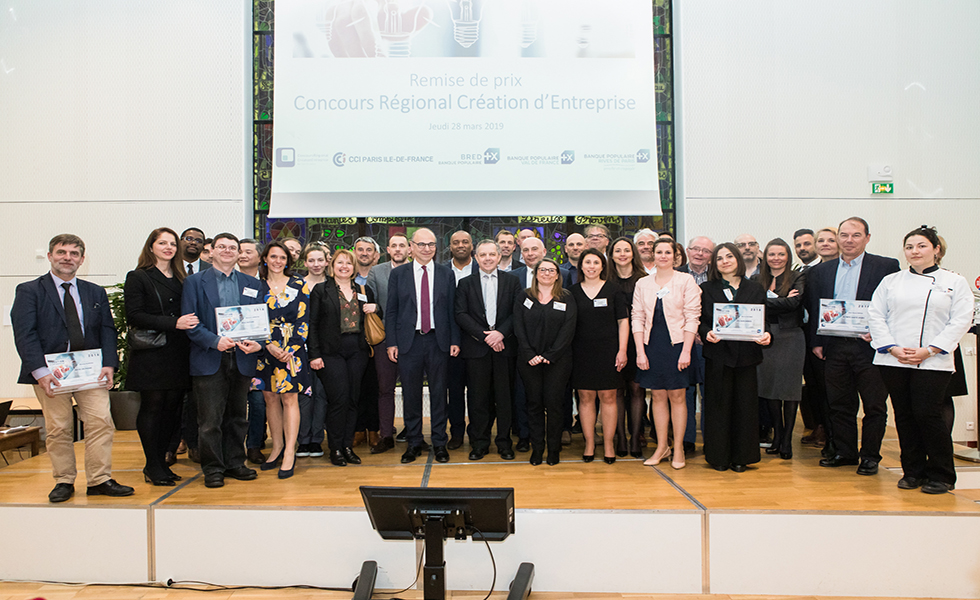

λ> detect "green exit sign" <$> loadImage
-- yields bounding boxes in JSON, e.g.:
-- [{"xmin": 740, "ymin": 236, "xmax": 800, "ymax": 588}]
[{"xmin": 872, "ymin": 183, "xmax": 894, "ymax": 194}]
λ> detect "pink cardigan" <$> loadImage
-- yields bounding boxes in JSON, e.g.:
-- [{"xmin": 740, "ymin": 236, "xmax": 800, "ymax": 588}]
[{"xmin": 631, "ymin": 271, "xmax": 701, "ymax": 346}]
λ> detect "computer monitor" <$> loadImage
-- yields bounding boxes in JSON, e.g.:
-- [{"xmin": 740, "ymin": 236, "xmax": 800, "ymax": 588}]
[{"xmin": 360, "ymin": 486, "xmax": 515, "ymax": 541}]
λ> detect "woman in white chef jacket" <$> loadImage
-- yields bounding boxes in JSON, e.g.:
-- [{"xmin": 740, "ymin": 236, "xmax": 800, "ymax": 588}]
[{"xmin": 868, "ymin": 226, "xmax": 974, "ymax": 495}]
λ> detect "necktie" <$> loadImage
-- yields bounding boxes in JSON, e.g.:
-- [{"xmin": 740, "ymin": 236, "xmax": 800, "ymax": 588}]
[
  {"xmin": 187, "ymin": 263, "xmax": 194, "ymax": 274},
  {"xmin": 61, "ymin": 282, "xmax": 86, "ymax": 351},
  {"xmin": 420, "ymin": 265, "xmax": 431, "ymax": 333},
  {"xmin": 483, "ymin": 274, "xmax": 497, "ymax": 328}
]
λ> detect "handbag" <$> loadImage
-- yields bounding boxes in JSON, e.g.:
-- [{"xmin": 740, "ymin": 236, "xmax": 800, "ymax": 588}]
[
  {"xmin": 359, "ymin": 284, "xmax": 386, "ymax": 347},
  {"xmin": 126, "ymin": 270, "xmax": 168, "ymax": 351}
]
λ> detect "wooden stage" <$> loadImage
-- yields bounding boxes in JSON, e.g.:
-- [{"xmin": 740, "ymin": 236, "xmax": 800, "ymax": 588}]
[{"xmin": 2, "ymin": 430, "xmax": 979, "ymax": 598}]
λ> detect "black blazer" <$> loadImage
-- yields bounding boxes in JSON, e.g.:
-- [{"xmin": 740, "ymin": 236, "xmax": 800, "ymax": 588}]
[
  {"xmin": 803, "ymin": 252, "xmax": 900, "ymax": 348},
  {"xmin": 123, "ymin": 267, "xmax": 190, "ymax": 391},
  {"xmin": 385, "ymin": 262, "xmax": 460, "ymax": 354},
  {"xmin": 698, "ymin": 278, "xmax": 767, "ymax": 368},
  {"xmin": 513, "ymin": 291, "xmax": 578, "ymax": 364},
  {"xmin": 751, "ymin": 269, "xmax": 806, "ymax": 330},
  {"xmin": 11, "ymin": 273, "xmax": 118, "ymax": 385},
  {"xmin": 308, "ymin": 277, "xmax": 379, "ymax": 359},
  {"xmin": 455, "ymin": 270, "xmax": 521, "ymax": 359}
]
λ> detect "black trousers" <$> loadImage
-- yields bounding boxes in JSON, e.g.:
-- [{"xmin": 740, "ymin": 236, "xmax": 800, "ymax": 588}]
[
  {"xmin": 193, "ymin": 353, "xmax": 251, "ymax": 477},
  {"xmin": 702, "ymin": 358, "xmax": 761, "ymax": 468},
  {"xmin": 447, "ymin": 355, "xmax": 468, "ymax": 438},
  {"xmin": 398, "ymin": 331, "xmax": 449, "ymax": 447},
  {"xmin": 466, "ymin": 352, "xmax": 516, "ymax": 453},
  {"xmin": 879, "ymin": 366, "xmax": 956, "ymax": 485},
  {"xmin": 824, "ymin": 339, "xmax": 889, "ymax": 462},
  {"xmin": 355, "ymin": 354, "xmax": 380, "ymax": 432},
  {"xmin": 137, "ymin": 388, "xmax": 184, "ymax": 479},
  {"xmin": 319, "ymin": 333, "xmax": 369, "ymax": 451},
  {"xmin": 519, "ymin": 355, "xmax": 572, "ymax": 458}
]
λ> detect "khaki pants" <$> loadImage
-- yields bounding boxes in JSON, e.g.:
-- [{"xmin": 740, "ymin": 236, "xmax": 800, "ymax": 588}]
[{"xmin": 32, "ymin": 385, "xmax": 115, "ymax": 487}]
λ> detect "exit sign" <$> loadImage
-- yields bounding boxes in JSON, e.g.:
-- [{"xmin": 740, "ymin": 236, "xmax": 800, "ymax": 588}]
[{"xmin": 872, "ymin": 183, "xmax": 893, "ymax": 194}]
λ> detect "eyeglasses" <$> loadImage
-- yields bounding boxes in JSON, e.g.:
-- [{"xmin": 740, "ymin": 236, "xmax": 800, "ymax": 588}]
[
  {"xmin": 735, "ymin": 242, "xmax": 758, "ymax": 248},
  {"xmin": 213, "ymin": 244, "xmax": 238, "ymax": 252},
  {"xmin": 537, "ymin": 267, "xmax": 558, "ymax": 274},
  {"xmin": 183, "ymin": 236, "xmax": 204, "ymax": 244},
  {"xmin": 413, "ymin": 242, "xmax": 437, "ymax": 249},
  {"xmin": 689, "ymin": 246, "xmax": 712, "ymax": 254}
]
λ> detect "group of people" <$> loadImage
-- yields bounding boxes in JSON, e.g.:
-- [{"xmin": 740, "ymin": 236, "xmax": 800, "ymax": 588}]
[{"xmin": 11, "ymin": 217, "xmax": 973, "ymax": 502}]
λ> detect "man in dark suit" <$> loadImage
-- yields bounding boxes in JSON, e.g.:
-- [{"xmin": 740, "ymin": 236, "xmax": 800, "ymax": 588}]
[
  {"xmin": 180, "ymin": 228, "xmax": 212, "ymax": 276},
  {"xmin": 455, "ymin": 239, "xmax": 522, "ymax": 460},
  {"xmin": 386, "ymin": 227, "xmax": 461, "ymax": 463},
  {"xmin": 182, "ymin": 232, "xmax": 265, "ymax": 488},
  {"xmin": 11, "ymin": 234, "xmax": 134, "ymax": 502},
  {"xmin": 805, "ymin": 217, "xmax": 900, "ymax": 475}
]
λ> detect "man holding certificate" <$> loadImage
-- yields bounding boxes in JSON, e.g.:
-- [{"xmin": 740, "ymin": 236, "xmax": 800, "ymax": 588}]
[
  {"xmin": 182, "ymin": 233, "xmax": 266, "ymax": 488},
  {"xmin": 805, "ymin": 217, "xmax": 899, "ymax": 476},
  {"xmin": 12, "ymin": 234, "xmax": 133, "ymax": 503}
]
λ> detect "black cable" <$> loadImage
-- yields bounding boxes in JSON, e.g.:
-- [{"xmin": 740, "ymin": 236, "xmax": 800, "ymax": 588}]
[
  {"xmin": 374, "ymin": 543, "xmax": 425, "ymax": 598},
  {"xmin": 470, "ymin": 526, "xmax": 496, "ymax": 600},
  {"xmin": 165, "ymin": 580, "xmax": 351, "ymax": 592}
]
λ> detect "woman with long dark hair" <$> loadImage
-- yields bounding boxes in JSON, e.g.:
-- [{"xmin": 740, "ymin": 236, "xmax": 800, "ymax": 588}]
[
  {"xmin": 608, "ymin": 237, "xmax": 648, "ymax": 457},
  {"xmin": 124, "ymin": 227, "xmax": 198, "ymax": 485}
]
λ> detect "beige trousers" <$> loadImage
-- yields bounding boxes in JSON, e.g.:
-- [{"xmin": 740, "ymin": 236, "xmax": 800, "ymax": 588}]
[{"xmin": 32, "ymin": 385, "xmax": 115, "ymax": 487}]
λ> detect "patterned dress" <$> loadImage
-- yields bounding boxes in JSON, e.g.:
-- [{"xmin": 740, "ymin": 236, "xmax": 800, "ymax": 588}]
[{"xmin": 257, "ymin": 276, "xmax": 311, "ymax": 394}]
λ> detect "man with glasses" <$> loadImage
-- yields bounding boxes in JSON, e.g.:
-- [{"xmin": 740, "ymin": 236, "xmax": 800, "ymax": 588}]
[
  {"xmin": 734, "ymin": 234, "xmax": 761, "ymax": 277},
  {"xmin": 180, "ymin": 228, "xmax": 211, "ymax": 275},
  {"xmin": 386, "ymin": 228, "xmax": 461, "ymax": 463},
  {"xmin": 584, "ymin": 224, "xmax": 611, "ymax": 254},
  {"xmin": 678, "ymin": 236, "xmax": 715, "ymax": 455}
]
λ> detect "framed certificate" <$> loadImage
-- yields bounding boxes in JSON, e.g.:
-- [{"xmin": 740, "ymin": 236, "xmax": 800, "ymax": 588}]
[
  {"xmin": 44, "ymin": 349, "xmax": 105, "ymax": 393},
  {"xmin": 817, "ymin": 299, "xmax": 871, "ymax": 338},
  {"xmin": 713, "ymin": 303, "xmax": 765, "ymax": 341},
  {"xmin": 216, "ymin": 304, "xmax": 271, "ymax": 341}
]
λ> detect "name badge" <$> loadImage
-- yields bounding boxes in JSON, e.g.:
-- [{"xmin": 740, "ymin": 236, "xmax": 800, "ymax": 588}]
[
  {"xmin": 524, "ymin": 298, "xmax": 534, "ymax": 309},
  {"xmin": 656, "ymin": 287, "xmax": 670, "ymax": 299},
  {"xmin": 357, "ymin": 293, "xmax": 368, "ymax": 302},
  {"xmin": 243, "ymin": 287, "xmax": 258, "ymax": 298},
  {"xmin": 766, "ymin": 290, "xmax": 778, "ymax": 299},
  {"xmin": 594, "ymin": 298, "xmax": 608, "ymax": 308},
  {"xmin": 554, "ymin": 302, "xmax": 567, "ymax": 312}
]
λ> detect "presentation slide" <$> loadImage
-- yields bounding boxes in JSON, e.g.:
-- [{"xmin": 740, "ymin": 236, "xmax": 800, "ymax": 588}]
[{"xmin": 271, "ymin": 0, "xmax": 660, "ymax": 217}]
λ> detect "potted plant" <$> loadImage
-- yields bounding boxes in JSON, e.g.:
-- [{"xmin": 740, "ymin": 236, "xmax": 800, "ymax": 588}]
[{"xmin": 104, "ymin": 283, "xmax": 140, "ymax": 430}]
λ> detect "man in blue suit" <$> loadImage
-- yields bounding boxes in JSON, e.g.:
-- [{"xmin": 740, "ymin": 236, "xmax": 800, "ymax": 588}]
[
  {"xmin": 11, "ymin": 234, "xmax": 133, "ymax": 502},
  {"xmin": 386, "ymin": 228, "xmax": 461, "ymax": 463},
  {"xmin": 805, "ymin": 217, "xmax": 900, "ymax": 476},
  {"xmin": 182, "ymin": 233, "xmax": 265, "ymax": 488}
]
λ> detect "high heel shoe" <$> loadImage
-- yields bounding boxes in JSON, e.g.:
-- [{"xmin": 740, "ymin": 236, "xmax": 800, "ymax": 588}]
[
  {"xmin": 260, "ymin": 450, "xmax": 283, "ymax": 471},
  {"xmin": 546, "ymin": 454, "xmax": 560, "ymax": 466},
  {"xmin": 164, "ymin": 471, "xmax": 182, "ymax": 481},
  {"xmin": 616, "ymin": 449, "xmax": 628, "ymax": 458},
  {"xmin": 144, "ymin": 471, "xmax": 176, "ymax": 487},
  {"xmin": 671, "ymin": 450, "xmax": 686, "ymax": 470},
  {"xmin": 604, "ymin": 456, "xmax": 616, "ymax": 464},
  {"xmin": 278, "ymin": 457, "xmax": 295, "ymax": 479},
  {"xmin": 643, "ymin": 444, "xmax": 672, "ymax": 466},
  {"xmin": 582, "ymin": 454, "xmax": 594, "ymax": 463},
  {"xmin": 630, "ymin": 449, "xmax": 643, "ymax": 459},
  {"xmin": 529, "ymin": 450, "xmax": 543, "ymax": 465}
]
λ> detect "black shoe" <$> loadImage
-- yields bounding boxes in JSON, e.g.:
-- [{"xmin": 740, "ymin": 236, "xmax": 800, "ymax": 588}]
[
  {"xmin": 87, "ymin": 479, "xmax": 135, "ymax": 497},
  {"xmin": 204, "ymin": 474, "xmax": 224, "ymax": 488},
  {"xmin": 499, "ymin": 449, "xmax": 515, "ymax": 460},
  {"xmin": 395, "ymin": 428, "xmax": 407, "ymax": 443},
  {"xmin": 330, "ymin": 450, "xmax": 347, "ymax": 466},
  {"xmin": 224, "ymin": 466, "xmax": 258, "ymax": 481},
  {"xmin": 616, "ymin": 449, "xmax": 628, "ymax": 458},
  {"xmin": 295, "ymin": 444, "xmax": 311, "ymax": 458},
  {"xmin": 683, "ymin": 441, "xmax": 695, "ymax": 455},
  {"xmin": 856, "ymin": 459, "xmax": 879, "ymax": 476},
  {"xmin": 529, "ymin": 450, "xmax": 543, "ymax": 465},
  {"xmin": 419, "ymin": 439, "xmax": 431, "ymax": 451},
  {"xmin": 434, "ymin": 446, "xmax": 450, "ymax": 463},
  {"xmin": 921, "ymin": 480, "xmax": 954, "ymax": 494},
  {"xmin": 603, "ymin": 456, "xmax": 616, "ymax": 464},
  {"xmin": 342, "ymin": 447, "xmax": 362, "ymax": 464},
  {"xmin": 468, "ymin": 448, "xmax": 486, "ymax": 461},
  {"xmin": 570, "ymin": 421, "xmax": 583, "ymax": 434},
  {"xmin": 516, "ymin": 438, "xmax": 531, "ymax": 452},
  {"xmin": 260, "ymin": 450, "xmax": 282, "ymax": 471},
  {"xmin": 247, "ymin": 448, "xmax": 266, "ymax": 464},
  {"xmin": 780, "ymin": 451, "xmax": 792, "ymax": 460},
  {"xmin": 582, "ymin": 454, "xmax": 594, "ymax": 463},
  {"xmin": 447, "ymin": 434, "xmax": 464, "ymax": 450},
  {"xmin": 819, "ymin": 455, "xmax": 859, "ymax": 468},
  {"xmin": 165, "ymin": 451, "xmax": 177, "ymax": 466},
  {"xmin": 401, "ymin": 446, "xmax": 423, "ymax": 463},
  {"xmin": 547, "ymin": 454, "xmax": 560, "ymax": 466},
  {"xmin": 48, "ymin": 483, "xmax": 74, "ymax": 503},
  {"xmin": 165, "ymin": 471, "xmax": 183, "ymax": 482},
  {"xmin": 630, "ymin": 450, "xmax": 643, "ymax": 459},
  {"xmin": 765, "ymin": 444, "xmax": 781, "ymax": 455},
  {"xmin": 144, "ymin": 470, "xmax": 176, "ymax": 487},
  {"xmin": 730, "ymin": 464, "xmax": 747, "ymax": 473},
  {"xmin": 308, "ymin": 443, "xmax": 324, "ymax": 458},
  {"xmin": 278, "ymin": 463, "xmax": 295, "ymax": 479},
  {"xmin": 712, "ymin": 464, "xmax": 729, "ymax": 472},
  {"xmin": 188, "ymin": 448, "xmax": 201, "ymax": 464},
  {"xmin": 371, "ymin": 436, "xmax": 395, "ymax": 454},
  {"xmin": 897, "ymin": 476, "xmax": 926, "ymax": 490}
]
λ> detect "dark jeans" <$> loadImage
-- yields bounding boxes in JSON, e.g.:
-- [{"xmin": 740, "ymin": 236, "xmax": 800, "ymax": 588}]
[
  {"xmin": 320, "ymin": 333, "xmax": 369, "ymax": 451},
  {"xmin": 299, "ymin": 376, "xmax": 327, "ymax": 445},
  {"xmin": 246, "ymin": 389, "xmax": 266, "ymax": 450},
  {"xmin": 519, "ymin": 355, "xmax": 572, "ymax": 458},
  {"xmin": 399, "ymin": 332, "xmax": 449, "ymax": 447},
  {"xmin": 466, "ymin": 352, "xmax": 516, "ymax": 453},
  {"xmin": 374, "ymin": 343, "xmax": 399, "ymax": 438},
  {"xmin": 193, "ymin": 353, "xmax": 251, "ymax": 476},
  {"xmin": 824, "ymin": 339, "xmax": 889, "ymax": 462},
  {"xmin": 137, "ymin": 388, "xmax": 184, "ymax": 479}
]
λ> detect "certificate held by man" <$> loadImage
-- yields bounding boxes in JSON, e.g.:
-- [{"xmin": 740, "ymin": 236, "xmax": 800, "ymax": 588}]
[
  {"xmin": 215, "ymin": 305, "xmax": 271, "ymax": 342},
  {"xmin": 817, "ymin": 298, "xmax": 871, "ymax": 338},
  {"xmin": 713, "ymin": 303, "xmax": 765, "ymax": 341},
  {"xmin": 44, "ymin": 349, "xmax": 106, "ymax": 393}
]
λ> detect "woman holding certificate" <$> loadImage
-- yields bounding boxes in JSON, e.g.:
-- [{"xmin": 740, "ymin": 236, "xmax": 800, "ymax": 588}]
[
  {"xmin": 753, "ymin": 238, "xmax": 806, "ymax": 460},
  {"xmin": 868, "ymin": 226, "xmax": 973, "ymax": 494},
  {"xmin": 308, "ymin": 249, "xmax": 379, "ymax": 467},
  {"xmin": 256, "ymin": 241, "xmax": 311, "ymax": 479},
  {"xmin": 699, "ymin": 242, "xmax": 771, "ymax": 472},
  {"xmin": 125, "ymin": 227, "xmax": 198, "ymax": 486},
  {"xmin": 632, "ymin": 238, "xmax": 700, "ymax": 470}
]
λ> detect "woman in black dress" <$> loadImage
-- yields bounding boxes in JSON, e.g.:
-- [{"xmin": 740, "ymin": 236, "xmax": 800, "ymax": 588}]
[
  {"xmin": 514, "ymin": 259, "xmax": 577, "ymax": 466},
  {"xmin": 608, "ymin": 237, "xmax": 648, "ymax": 457},
  {"xmin": 124, "ymin": 227, "xmax": 198, "ymax": 486},
  {"xmin": 699, "ymin": 243, "xmax": 771, "ymax": 472},
  {"xmin": 570, "ymin": 249, "xmax": 628, "ymax": 463}
]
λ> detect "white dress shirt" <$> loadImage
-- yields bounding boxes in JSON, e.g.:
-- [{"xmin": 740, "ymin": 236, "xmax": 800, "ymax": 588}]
[
  {"xmin": 451, "ymin": 260, "xmax": 473, "ymax": 284},
  {"xmin": 481, "ymin": 270, "xmax": 498, "ymax": 328}
]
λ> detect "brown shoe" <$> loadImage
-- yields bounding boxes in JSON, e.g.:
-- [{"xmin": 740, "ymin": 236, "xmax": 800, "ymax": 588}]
[
  {"xmin": 810, "ymin": 425, "xmax": 827, "ymax": 447},
  {"xmin": 176, "ymin": 440, "xmax": 187, "ymax": 455},
  {"xmin": 188, "ymin": 448, "xmax": 201, "ymax": 464},
  {"xmin": 368, "ymin": 431, "xmax": 381, "ymax": 447},
  {"xmin": 353, "ymin": 431, "xmax": 367, "ymax": 447},
  {"xmin": 800, "ymin": 428, "xmax": 815, "ymax": 444},
  {"xmin": 246, "ymin": 448, "xmax": 266, "ymax": 464}
]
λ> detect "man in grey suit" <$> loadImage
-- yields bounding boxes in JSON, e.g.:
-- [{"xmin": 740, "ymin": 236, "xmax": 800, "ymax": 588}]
[{"xmin": 365, "ymin": 232, "xmax": 411, "ymax": 452}]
